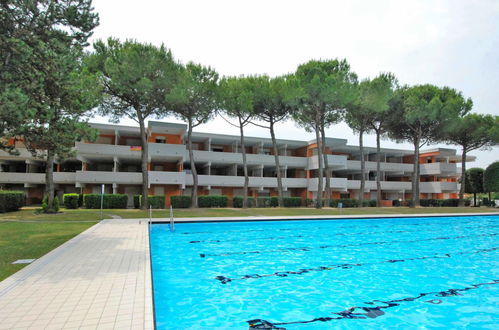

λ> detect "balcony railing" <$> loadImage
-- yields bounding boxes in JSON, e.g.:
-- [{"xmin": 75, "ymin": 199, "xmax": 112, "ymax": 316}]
[{"xmin": 0, "ymin": 172, "xmax": 76, "ymax": 184}]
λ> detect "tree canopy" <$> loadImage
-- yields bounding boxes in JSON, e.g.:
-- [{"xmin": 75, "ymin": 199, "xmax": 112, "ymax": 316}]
[
  {"xmin": 88, "ymin": 38, "xmax": 180, "ymax": 209},
  {"xmin": 484, "ymin": 162, "xmax": 499, "ymax": 193}
]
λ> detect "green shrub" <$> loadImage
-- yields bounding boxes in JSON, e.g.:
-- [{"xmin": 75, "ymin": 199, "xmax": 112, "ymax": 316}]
[
  {"xmin": 134, "ymin": 195, "xmax": 140, "ymax": 209},
  {"xmin": 330, "ymin": 199, "xmax": 359, "ymax": 208},
  {"xmin": 198, "ymin": 195, "xmax": 228, "ymax": 208},
  {"xmin": 78, "ymin": 194, "xmax": 83, "ymax": 207},
  {"xmin": 84, "ymin": 194, "xmax": 127, "ymax": 209},
  {"xmin": 256, "ymin": 197, "xmax": 271, "ymax": 208},
  {"xmin": 283, "ymin": 197, "xmax": 302, "ymax": 207},
  {"xmin": 392, "ymin": 199, "xmax": 401, "ymax": 207},
  {"xmin": 0, "ymin": 190, "xmax": 25, "ymax": 213},
  {"xmin": 133, "ymin": 195, "xmax": 166, "ymax": 209},
  {"xmin": 233, "ymin": 196, "xmax": 256, "ymax": 208},
  {"xmin": 362, "ymin": 200, "xmax": 377, "ymax": 207},
  {"xmin": 171, "ymin": 195, "xmax": 191, "ymax": 208},
  {"xmin": 63, "ymin": 193, "xmax": 79, "ymax": 209},
  {"xmin": 441, "ymin": 199, "xmax": 459, "ymax": 207},
  {"xmin": 148, "ymin": 195, "xmax": 165, "ymax": 209},
  {"xmin": 41, "ymin": 196, "xmax": 60, "ymax": 213},
  {"xmin": 270, "ymin": 197, "xmax": 279, "ymax": 207},
  {"xmin": 420, "ymin": 199, "xmax": 443, "ymax": 207}
]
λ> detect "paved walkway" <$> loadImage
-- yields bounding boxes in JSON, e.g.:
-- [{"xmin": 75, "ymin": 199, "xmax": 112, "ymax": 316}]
[{"xmin": 0, "ymin": 219, "xmax": 153, "ymax": 330}]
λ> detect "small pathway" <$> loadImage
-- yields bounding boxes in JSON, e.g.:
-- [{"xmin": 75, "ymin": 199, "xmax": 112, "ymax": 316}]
[{"xmin": 0, "ymin": 219, "xmax": 153, "ymax": 330}]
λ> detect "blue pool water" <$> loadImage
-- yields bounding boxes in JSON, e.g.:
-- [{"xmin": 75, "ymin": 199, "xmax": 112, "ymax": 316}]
[{"xmin": 150, "ymin": 215, "xmax": 499, "ymax": 329}]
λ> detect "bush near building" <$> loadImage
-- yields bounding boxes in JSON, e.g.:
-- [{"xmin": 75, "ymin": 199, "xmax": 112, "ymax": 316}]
[
  {"xmin": 171, "ymin": 196, "xmax": 192, "ymax": 208},
  {"xmin": 84, "ymin": 194, "xmax": 128, "ymax": 209},
  {"xmin": 63, "ymin": 193, "xmax": 80, "ymax": 209},
  {"xmin": 0, "ymin": 191, "xmax": 25, "ymax": 213},
  {"xmin": 198, "ymin": 195, "xmax": 228, "ymax": 208},
  {"xmin": 133, "ymin": 195, "xmax": 165, "ymax": 209},
  {"xmin": 233, "ymin": 196, "xmax": 256, "ymax": 208}
]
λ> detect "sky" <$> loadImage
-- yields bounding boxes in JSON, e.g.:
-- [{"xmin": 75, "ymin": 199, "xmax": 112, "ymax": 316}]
[{"xmin": 88, "ymin": 0, "xmax": 499, "ymax": 168}]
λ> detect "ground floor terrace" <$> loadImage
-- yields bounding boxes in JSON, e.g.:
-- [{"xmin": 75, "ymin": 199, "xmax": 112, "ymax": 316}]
[
  {"xmin": 0, "ymin": 210, "xmax": 498, "ymax": 329},
  {"xmin": 5, "ymin": 181, "xmax": 459, "ymax": 208}
]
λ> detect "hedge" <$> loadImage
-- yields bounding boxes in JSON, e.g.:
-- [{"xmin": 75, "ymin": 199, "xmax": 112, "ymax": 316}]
[
  {"xmin": 84, "ymin": 194, "xmax": 128, "ymax": 209},
  {"xmin": 63, "ymin": 193, "xmax": 79, "ymax": 209},
  {"xmin": 283, "ymin": 197, "xmax": 302, "ymax": 207},
  {"xmin": 133, "ymin": 195, "xmax": 166, "ymax": 209},
  {"xmin": 233, "ymin": 196, "xmax": 256, "ymax": 208},
  {"xmin": 171, "ymin": 196, "xmax": 191, "ymax": 208},
  {"xmin": 198, "ymin": 195, "xmax": 228, "ymax": 208},
  {"xmin": 0, "ymin": 190, "xmax": 25, "ymax": 213},
  {"xmin": 330, "ymin": 199, "xmax": 360, "ymax": 208},
  {"xmin": 42, "ymin": 196, "xmax": 59, "ymax": 212}
]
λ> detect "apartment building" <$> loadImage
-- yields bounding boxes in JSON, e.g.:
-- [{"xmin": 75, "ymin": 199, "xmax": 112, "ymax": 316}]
[{"xmin": 0, "ymin": 121, "xmax": 474, "ymax": 207}]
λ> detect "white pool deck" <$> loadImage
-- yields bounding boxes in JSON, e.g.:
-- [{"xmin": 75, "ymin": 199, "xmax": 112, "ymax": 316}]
[{"xmin": 0, "ymin": 211, "xmax": 497, "ymax": 329}]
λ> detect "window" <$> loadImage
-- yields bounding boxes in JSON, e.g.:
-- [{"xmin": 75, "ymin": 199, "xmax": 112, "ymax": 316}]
[{"xmin": 155, "ymin": 136, "xmax": 166, "ymax": 144}]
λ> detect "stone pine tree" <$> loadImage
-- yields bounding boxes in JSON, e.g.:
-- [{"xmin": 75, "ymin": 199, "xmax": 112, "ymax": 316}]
[
  {"xmin": 443, "ymin": 114, "xmax": 499, "ymax": 206},
  {"xmin": 218, "ymin": 76, "xmax": 255, "ymax": 208},
  {"xmin": 484, "ymin": 162, "xmax": 499, "ymax": 203},
  {"xmin": 251, "ymin": 75, "xmax": 300, "ymax": 208},
  {"xmin": 465, "ymin": 168, "xmax": 484, "ymax": 206},
  {"xmin": 294, "ymin": 59, "xmax": 357, "ymax": 207},
  {"xmin": 365, "ymin": 73, "xmax": 398, "ymax": 207},
  {"xmin": 1, "ymin": 0, "xmax": 100, "ymax": 212},
  {"xmin": 88, "ymin": 39, "xmax": 180, "ymax": 209},
  {"xmin": 386, "ymin": 85, "xmax": 472, "ymax": 207},
  {"xmin": 168, "ymin": 63, "xmax": 219, "ymax": 208}
]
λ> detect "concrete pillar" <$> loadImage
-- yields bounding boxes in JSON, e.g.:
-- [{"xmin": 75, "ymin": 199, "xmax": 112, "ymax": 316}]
[{"xmin": 112, "ymin": 183, "xmax": 118, "ymax": 194}]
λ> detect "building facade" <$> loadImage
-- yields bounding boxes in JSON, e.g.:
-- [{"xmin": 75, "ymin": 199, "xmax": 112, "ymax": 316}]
[{"xmin": 0, "ymin": 121, "xmax": 474, "ymax": 207}]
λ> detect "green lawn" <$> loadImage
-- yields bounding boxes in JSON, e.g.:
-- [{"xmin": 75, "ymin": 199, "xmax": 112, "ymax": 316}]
[
  {"xmin": 0, "ymin": 206, "xmax": 497, "ymax": 282},
  {"xmin": 0, "ymin": 221, "xmax": 96, "ymax": 281}
]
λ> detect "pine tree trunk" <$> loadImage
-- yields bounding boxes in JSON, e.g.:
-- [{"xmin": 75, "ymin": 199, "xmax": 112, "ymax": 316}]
[
  {"xmin": 239, "ymin": 118, "xmax": 249, "ymax": 208},
  {"xmin": 270, "ymin": 121, "xmax": 284, "ymax": 207},
  {"xmin": 188, "ymin": 121, "xmax": 198, "ymax": 208},
  {"xmin": 376, "ymin": 129, "xmax": 382, "ymax": 207},
  {"xmin": 411, "ymin": 136, "xmax": 421, "ymax": 208},
  {"xmin": 458, "ymin": 148, "xmax": 467, "ymax": 207},
  {"xmin": 138, "ymin": 118, "xmax": 149, "ymax": 210},
  {"xmin": 321, "ymin": 124, "xmax": 331, "ymax": 201},
  {"xmin": 359, "ymin": 130, "xmax": 365, "ymax": 208},
  {"xmin": 44, "ymin": 149, "xmax": 55, "ymax": 213},
  {"xmin": 315, "ymin": 120, "xmax": 323, "ymax": 209}
]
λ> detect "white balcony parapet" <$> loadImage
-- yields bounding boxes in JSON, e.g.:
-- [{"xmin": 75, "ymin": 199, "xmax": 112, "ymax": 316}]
[
  {"xmin": 307, "ymin": 177, "xmax": 348, "ymax": 191},
  {"xmin": 75, "ymin": 171, "xmax": 142, "ymax": 184},
  {"xmin": 346, "ymin": 160, "xmax": 413, "ymax": 173},
  {"xmin": 148, "ymin": 171, "xmax": 185, "ymax": 185},
  {"xmin": 76, "ymin": 143, "xmax": 142, "ymax": 160},
  {"xmin": 0, "ymin": 172, "xmax": 76, "ymax": 184},
  {"xmin": 308, "ymin": 155, "xmax": 348, "ymax": 170},
  {"xmin": 184, "ymin": 174, "xmax": 308, "ymax": 188},
  {"xmin": 188, "ymin": 150, "xmax": 308, "ymax": 168},
  {"xmin": 420, "ymin": 162, "xmax": 457, "ymax": 175}
]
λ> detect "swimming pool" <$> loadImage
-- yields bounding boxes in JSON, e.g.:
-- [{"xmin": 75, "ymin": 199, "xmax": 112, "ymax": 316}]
[{"xmin": 150, "ymin": 215, "xmax": 499, "ymax": 329}]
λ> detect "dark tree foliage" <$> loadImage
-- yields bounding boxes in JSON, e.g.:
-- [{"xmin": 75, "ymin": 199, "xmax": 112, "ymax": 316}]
[
  {"xmin": 1, "ymin": 0, "xmax": 99, "ymax": 212},
  {"xmin": 484, "ymin": 162, "xmax": 499, "ymax": 195},
  {"xmin": 465, "ymin": 167, "xmax": 484, "ymax": 206}
]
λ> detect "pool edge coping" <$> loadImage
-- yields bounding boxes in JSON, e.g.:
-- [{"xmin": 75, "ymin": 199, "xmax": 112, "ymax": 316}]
[{"xmin": 129, "ymin": 211, "xmax": 499, "ymax": 224}]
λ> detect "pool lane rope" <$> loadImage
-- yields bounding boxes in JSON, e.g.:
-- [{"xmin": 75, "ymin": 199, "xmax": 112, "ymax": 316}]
[
  {"xmin": 200, "ymin": 232, "xmax": 499, "ymax": 258},
  {"xmin": 215, "ymin": 246, "xmax": 498, "ymax": 284},
  {"xmin": 246, "ymin": 279, "xmax": 499, "ymax": 329}
]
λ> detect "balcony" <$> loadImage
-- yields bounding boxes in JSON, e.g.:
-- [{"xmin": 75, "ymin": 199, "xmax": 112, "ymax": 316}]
[
  {"xmin": 76, "ymin": 143, "xmax": 142, "ymax": 160},
  {"xmin": 420, "ymin": 162, "xmax": 457, "ymax": 175},
  {"xmin": 0, "ymin": 172, "xmax": 76, "ymax": 184},
  {"xmin": 347, "ymin": 180, "xmax": 411, "ymax": 191},
  {"xmin": 188, "ymin": 150, "xmax": 308, "ymax": 168},
  {"xmin": 148, "ymin": 143, "xmax": 186, "ymax": 160},
  {"xmin": 307, "ymin": 177, "xmax": 348, "ymax": 191},
  {"xmin": 148, "ymin": 171, "xmax": 185, "ymax": 185},
  {"xmin": 346, "ymin": 160, "xmax": 413, "ymax": 173},
  {"xmin": 308, "ymin": 155, "xmax": 348, "ymax": 170},
  {"xmin": 184, "ymin": 174, "xmax": 308, "ymax": 189},
  {"xmin": 75, "ymin": 171, "xmax": 142, "ymax": 184}
]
